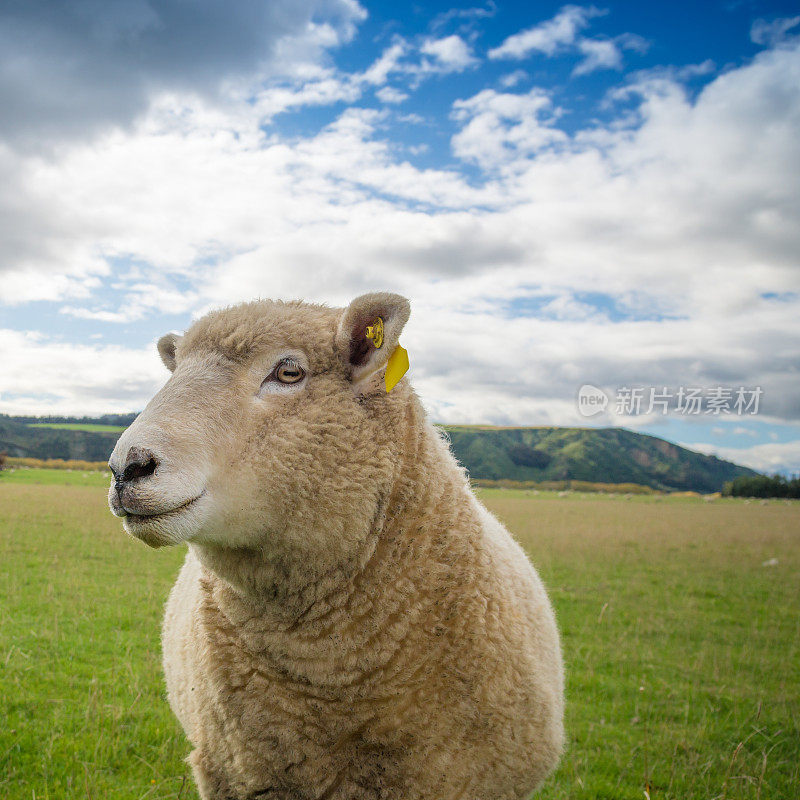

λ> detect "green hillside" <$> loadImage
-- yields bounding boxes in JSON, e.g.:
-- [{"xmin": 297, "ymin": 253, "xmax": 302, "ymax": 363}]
[
  {"xmin": 442, "ymin": 425, "xmax": 757, "ymax": 493},
  {"xmin": 0, "ymin": 415, "xmax": 757, "ymax": 493},
  {"xmin": 0, "ymin": 414, "xmax": 134, "ymax": 462}
]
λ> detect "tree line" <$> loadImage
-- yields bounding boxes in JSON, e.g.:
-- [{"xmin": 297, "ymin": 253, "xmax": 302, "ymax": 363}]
[{"xmin": 723, "ymin": 474, "xmax": 800, "ymax": 499}]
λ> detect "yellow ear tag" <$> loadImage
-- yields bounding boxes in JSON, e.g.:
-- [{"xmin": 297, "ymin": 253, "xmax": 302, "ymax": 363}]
[
  {"xmin": 384, "ymin": 344, "xmax": 409, "ymax": 392},
  {"xmin": 365, "ymin": 317, "xmax": 384, "ymax": 349}
]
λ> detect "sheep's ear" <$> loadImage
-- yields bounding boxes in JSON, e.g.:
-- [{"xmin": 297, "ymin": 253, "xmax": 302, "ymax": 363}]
[
  {"xmin": 157, "ymin": 333, "xmax": 182, "ymax": 372},
  {"xmin": 336, "ymin": 292, "xmax": 410, "ymax": 386}
]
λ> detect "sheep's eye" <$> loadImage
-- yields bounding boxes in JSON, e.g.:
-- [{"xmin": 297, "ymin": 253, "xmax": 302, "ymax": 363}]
[{"xmin": 275, "ymin": 360, "xmax": 305, "ymax": 384}]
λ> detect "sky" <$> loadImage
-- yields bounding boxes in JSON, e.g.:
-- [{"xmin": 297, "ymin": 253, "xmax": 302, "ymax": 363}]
[{"xmin": 1, "ymin": 0, "xmax": 799, "ymax": 475}]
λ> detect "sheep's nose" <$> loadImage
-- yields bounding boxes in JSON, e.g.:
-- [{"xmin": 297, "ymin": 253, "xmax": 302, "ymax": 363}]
[{"xmin": 111, "ymin": 447, "xmax": 159, "ymax": 486}]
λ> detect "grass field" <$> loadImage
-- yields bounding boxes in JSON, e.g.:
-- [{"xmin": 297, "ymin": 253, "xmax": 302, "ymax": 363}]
[
  {"xmin": 2, "ymin": 468, "xmax": 110, "ymax": 487},
  {"xmin": 26, "ymin": 422, "xmax": 127, "ymax": 433},
  {"xmin": 0, "ymin": 476, "xmax": 798, "ymax": 799}
]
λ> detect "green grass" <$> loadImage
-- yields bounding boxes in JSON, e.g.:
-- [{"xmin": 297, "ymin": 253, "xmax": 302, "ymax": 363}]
[
  {"xmin": 483, "ymin": 489, "xmax": 800, "ymax": 800},
  {"xmin": 0, "ymin": 481, "xmax": 191, "ymax": 799},
  {"xmin": 0, "ymin": 477, "xmax": 798, "ymax": 799},
  {"xmin": 26, "ymin": 422, "xmax": 127, "ymax": 433},
  {"xmin": 1, "ymin": 468, "xmax": 110, "ymax": 487}
]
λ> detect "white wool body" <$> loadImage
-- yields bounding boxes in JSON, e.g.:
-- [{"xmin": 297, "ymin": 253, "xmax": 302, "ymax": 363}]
[{"xmin": 109, "ymin": 293, "xmax": 565, "ymax": 800}]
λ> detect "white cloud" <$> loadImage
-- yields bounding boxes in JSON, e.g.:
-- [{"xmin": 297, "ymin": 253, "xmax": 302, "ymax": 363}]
[
  {"xmin": 488, "ymin": 6, "xmax": 647, "ymax": 77},
  {"xmin": 255, "ymin": 73, "xmax": 362, "ymax": 120},
  {"xmin": 731, "ymin": 427, "xmax": 758, "ymax": 437},
  {"xmin": 240, "ymin": 32, "xmax": 476, "ymax": 121},
  {"xmin": 488, "ymin": 5, "xmax": 604, "ymax": 59},
  {"xmin": 420, "ymin": 35, "xmax": 477, "ymax": 70},
  {"xmin": 751, "ymin": 15, "xmax": 800, "ymax": 48},
  {"xmin": 375, "ymin": 86, "xmax": 409, "ymax": 104},
  {"xmin": 0, "ymin": 269, "xmax": 102, "ymax": 305},
  {"xmin": 360, "ymin": 42, "xmax": 407, "ymax": 86},
  {"xmin": 622, "ymin": 60, "xmax": 715, "ymax": 89},
  {"xmin": 573, "ymin": 37, "xmax": 622, "ymax": 75},
  {"xmin": 571, "ymin": 34, "xmax": 648, "ymax": 76},
  {"xmin": 451, "ymin": 88, "xmax": 567, "ymax": 169},
  {"xmin": 357, "ymin": 36, "xmax": 476, "ymax": 90},
  {"xmin": 397, "ymin": 113, "xmax": 425, "ymax": 124},
  {"xmin": 687, "ymin": 440, "xmax": 800, "ymax": 476},
  {"xmin": 616, "ymin": 32, "xmax": 650, "ymax": 55},
  {"xmin": 59, "ymin": 307, "xmax": 133, "ymax": 324},
  {"xmin": 431, "ymin": 4, "xmax": 497, "ymax": 31},
  {"xmin": 59, "ymin": 282, "xmax": 199, "ymax": 324},
  {"xmin": 0, "ymin": 329, "xmax": 166, "ymax": 416},
  {"xmin": 499, "ymin": 69, "xmax": 528, "ymax": 88}
]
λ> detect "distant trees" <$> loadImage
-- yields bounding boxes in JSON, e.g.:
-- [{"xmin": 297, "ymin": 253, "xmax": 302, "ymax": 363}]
[
  {"xmin": 0, "ymin": 451, "xmax": 6, "ymax": 472},
  {"xmin": 723, "ymin": 474, "xmax": 800, "ymax": 499}
]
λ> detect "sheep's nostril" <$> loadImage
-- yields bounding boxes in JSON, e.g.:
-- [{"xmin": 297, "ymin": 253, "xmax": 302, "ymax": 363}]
[
  {"xmin": 121, "ymin": 447, "xmax": 159, "ymax": 484},
  {"xmin": 124, "ymin": 457, "xmax": 157, "ymax": 482}
]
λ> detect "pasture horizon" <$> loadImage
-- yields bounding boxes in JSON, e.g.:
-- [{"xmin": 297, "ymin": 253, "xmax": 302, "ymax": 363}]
[
  {"xmin": 2, "ymin": 405, "xmax": 798, "ymax": 480},
  {"xmin": 0, "ymin": 413, "xmax": 776, "ymax": 489}
]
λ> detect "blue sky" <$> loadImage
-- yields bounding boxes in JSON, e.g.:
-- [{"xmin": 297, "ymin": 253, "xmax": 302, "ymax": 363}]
[{"xmin": 1, "ymin": 0, "xmax": 799, "ymax": 474}]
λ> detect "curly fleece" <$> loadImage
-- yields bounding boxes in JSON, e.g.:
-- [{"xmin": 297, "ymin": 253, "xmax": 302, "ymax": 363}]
[{"xmin": 137, "ymin": 293, "xmax": 564, "ymax": 799}]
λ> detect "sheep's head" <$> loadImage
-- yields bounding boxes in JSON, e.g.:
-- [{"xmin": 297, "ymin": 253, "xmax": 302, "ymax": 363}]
[{"xmin": 108, "ymin": 293, "xmax": 412, "ymax": 570}]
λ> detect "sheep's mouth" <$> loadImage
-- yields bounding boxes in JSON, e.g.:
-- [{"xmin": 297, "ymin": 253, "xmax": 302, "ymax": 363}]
[{"xmin": 124, "ymin": 491, "xmax": 206, "ymax": 524}]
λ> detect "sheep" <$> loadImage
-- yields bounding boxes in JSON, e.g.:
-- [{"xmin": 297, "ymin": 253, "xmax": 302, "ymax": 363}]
[{"xmin": 108, "ymin": 292, "xmax": 564, "ymax": 800}]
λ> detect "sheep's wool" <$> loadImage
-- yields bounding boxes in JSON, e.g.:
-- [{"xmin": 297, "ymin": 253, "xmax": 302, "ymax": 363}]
[{"xmin": 110, "ymin": 293, "xmax": 564, "ymax": 800}]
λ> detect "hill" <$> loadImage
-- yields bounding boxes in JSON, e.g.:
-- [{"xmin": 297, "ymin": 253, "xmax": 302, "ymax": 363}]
[
  {"xmin": 0, "ymin": 414, "xmax": 757, "ymax": 493},
  {"xmin": 0, "ymin": 414, "xmax": 134, "ymax": 463},
  {"xmin": 442, "ymin": 425, "xmax": 757, "ymax": 493}
]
